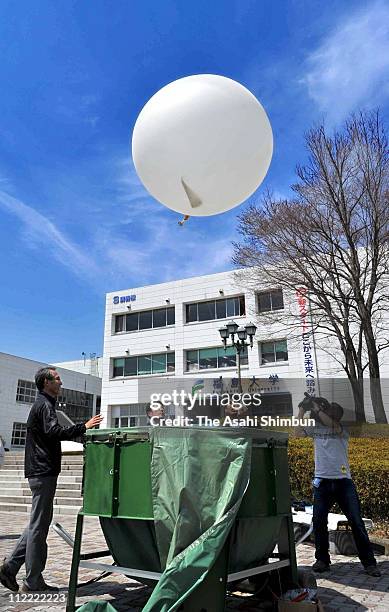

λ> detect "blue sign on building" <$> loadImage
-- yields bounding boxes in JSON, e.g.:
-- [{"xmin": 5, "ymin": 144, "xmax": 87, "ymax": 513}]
[{"xmin": 113, "ymin": 295, "xmax": 136, "ymax": 304}]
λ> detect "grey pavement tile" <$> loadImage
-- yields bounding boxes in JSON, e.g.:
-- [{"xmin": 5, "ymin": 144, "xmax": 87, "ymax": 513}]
[{"xmin": 0, "ymin": 512, "xmax": 388, "ymax": 611}]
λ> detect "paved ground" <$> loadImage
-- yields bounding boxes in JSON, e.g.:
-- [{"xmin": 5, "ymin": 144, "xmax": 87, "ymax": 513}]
[{"xmin": 0, "ymin": 512, "xmax": 388, "ymax": 611}]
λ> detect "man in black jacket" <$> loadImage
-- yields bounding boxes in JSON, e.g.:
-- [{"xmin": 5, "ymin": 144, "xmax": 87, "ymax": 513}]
[{"xmin": 0, "ymin": 367, "xmax": 102, "ymax": 593}]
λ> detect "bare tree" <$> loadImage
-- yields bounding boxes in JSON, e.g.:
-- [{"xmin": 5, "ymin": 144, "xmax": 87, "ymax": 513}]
[{"xmin": 233, "ymin": 111, "xmax": 389, "ymax": 423}]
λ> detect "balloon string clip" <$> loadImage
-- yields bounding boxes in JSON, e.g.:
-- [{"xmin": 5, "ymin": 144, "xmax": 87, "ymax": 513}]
[{"xmin": 178, "ymin": 215, "xmax": 190, "ymax": 227}]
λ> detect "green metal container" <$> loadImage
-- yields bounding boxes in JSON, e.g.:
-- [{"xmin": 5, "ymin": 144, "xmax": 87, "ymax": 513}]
[
  {"xmin": 68, "ymin": 427, "xmax": 297, "ymax": 612},
  {"xmin": 83, "ymin": 427, "xmax": 290, "ymax": 518},
  {"xmin": 83, "ymin": 430, "xmax": 153, "ymax": 519}
]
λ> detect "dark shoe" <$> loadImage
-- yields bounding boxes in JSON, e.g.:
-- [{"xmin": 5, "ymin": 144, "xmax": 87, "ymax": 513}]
[
  {"xmin": 0, "ymin": 560, "xmax": 19, "ymax": 592},
  {"xmin": 312, "ymin": 560, "xmax": 330, "ymax": 573},
  {"xmin": 365, "ymin": 565, "xmax": 381, "ymax": 577},
  {"xmin": 21, "ymin": 582, "xmax": 59, "ymax": 593}
]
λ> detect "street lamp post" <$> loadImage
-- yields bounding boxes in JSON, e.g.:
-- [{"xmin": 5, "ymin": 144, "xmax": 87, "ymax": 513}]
[{"xmin": 218, "ymin": 320, "xmax": 257, "ymax": 394}]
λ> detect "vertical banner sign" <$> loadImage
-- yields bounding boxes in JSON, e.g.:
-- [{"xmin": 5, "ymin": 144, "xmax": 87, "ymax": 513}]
[{"xmin": 296, "ymin": 287, "xmax": 316, "ymax": 396}]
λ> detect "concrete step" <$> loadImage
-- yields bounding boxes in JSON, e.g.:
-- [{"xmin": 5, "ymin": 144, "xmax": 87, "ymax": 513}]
[
  {"xmin": 56, "ymin": 482, "xmax": 82, "ymax": 490},
  {"xmin": 0, "ymin": 495, "xmax": 81, "ymax": 506},
  {"xmin": 0, "ymin": 474, "xmax": 83, "ymax": 483},
  {"xmin": 1, "ymin": 463, "xmax": 83, "ymax": 471},
  {"xmin": 3, "ymin": 453, "xmax": 83, "ymax": 459},
  {"xmin": 3, "ymin": 457, "xmax": 83, "ymax": 465},
  {"xmin": 55, "ymin": 489, "xmax": 82, "ymax": 498},
  {"xmin": 0, "ymin": 469, "xmax": 82, "ymax": 476},
  {"xmin": 4, "ymin": 453, "xmax": 84, "ymax": 463},
  {"xmin": 55, "ymin": 496, "xmax": 81, "ymax": 506},
  {"xmin": 1, "ymin": 488, "xmax": 81, "ymax": 499},
  {"xmin": 0, "ymin": 464, "xmax": 24, "ymax": 474},
  {"xmin": 0, "ymin": 481, "xmax": 81, "ymax": 491},
  {"xmin": 0, "ymin": 502, "xmax": 81, "ymax": 515}
]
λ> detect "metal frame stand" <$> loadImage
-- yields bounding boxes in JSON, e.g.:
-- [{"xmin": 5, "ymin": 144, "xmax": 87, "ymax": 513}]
[
  {"xmin": 58, "ymin": 515, "xmax": 163, "ymax": 612},
  {"xmin": 56, "ymin": 511, "xmax": 298, "ymax": 612},
  {"xmin": 67, "ymin": 513, "xmax": 83, "ymax": 612}
]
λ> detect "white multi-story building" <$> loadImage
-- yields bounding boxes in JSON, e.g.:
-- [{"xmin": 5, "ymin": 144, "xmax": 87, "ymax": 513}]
[
  {"xmin": 101, "ymin": 270, "xmax": 389, "ymax": 428},
  {"xmin": 0, "ymin": 352, "xmax": 102, "ymax": 449}
]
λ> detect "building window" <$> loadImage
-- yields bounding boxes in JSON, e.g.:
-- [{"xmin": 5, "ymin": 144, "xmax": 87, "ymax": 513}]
[
  {"xmin": 114, "ymin": 306, "xmax": 175, "ymax": 333},
  {"xmin": 260, "ymin": 340, "xmax": 288, "ymax": 364},
  {"xmin": 185, "ymin": 296, "xmax": 245, "ymax": 323},
  {"xmin": 112, "ymin": 352, "xmax": 175, "ymax": 377},
  {"xmin": 115, "ymin": 315, "xmax": 125, "ymax": 332},
  {"xmin": 16, "ymin": 380, "xmax": 94, "ymax": 423},
  {"xmin": 252, "ymin": 393, "xmax": 293, "ymax": 417},
  {"xmin": 185, "ymin": 346, "xmax": 248, "ymax": 371},
  {"xmin": 111, "ymin": 403, "xmax": 175, "ymax": 428},
  {"xmin": 113, "ymin": 416, "xmax": 136, "ymax": 428},
  {"xmin": 11, "ymin": 422, "xmax": 27, "ymax": 447},
  {"xmin": 16, "ymin": 379, "xmax": 37, "ymax": 404},
  {"xmin": 257, "ymin": 289, "xmax": 284, "ymax": 313},
  {"xmin": 57, "ymin": 388, "xmax": 94, "ymax": 423}
]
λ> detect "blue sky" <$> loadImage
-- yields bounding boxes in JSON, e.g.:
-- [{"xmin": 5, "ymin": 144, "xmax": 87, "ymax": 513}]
[{"xmin": 1, "ymin": 0, "xmax": 389, "ymax": 362}]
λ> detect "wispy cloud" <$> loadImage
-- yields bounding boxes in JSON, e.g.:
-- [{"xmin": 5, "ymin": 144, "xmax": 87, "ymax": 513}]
[
  {"xmin": 0, "ymin": 190, "xmax": 100, "ymax": 281},
  {"xmin": 97, "ymin": 157, "xmax": 235, "ymax": 287},
  {"xmin": 93, "ymin": 160, "xmax": 234, "ymax": 289},
  {"xmin": 101, "ymin": 226, "xmax": 233, "ymax": 289},
  {"xmin": 0, "ymin": 155, "xmax": 235, "ymax": 295},
  {"xmin": 301, "ymin": 1, "xmax": 389, "ymax": 124}
]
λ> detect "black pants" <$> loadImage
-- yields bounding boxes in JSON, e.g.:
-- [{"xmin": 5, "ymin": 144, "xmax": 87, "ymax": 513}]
[
  {"xmin": 6, "ymin": 476, "xmax": 57, "ymax": 589},
  {"xmin": 313, "ymin": 478, "xmax": 376, "ymax": 567}
]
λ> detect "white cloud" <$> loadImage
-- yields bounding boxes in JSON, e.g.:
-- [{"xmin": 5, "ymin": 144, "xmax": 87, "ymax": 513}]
[
  {"xmin": 0, "ymin": 190, "xmax": 100, "ymax": 281},
  {"xmin": 98, "ymin": 158, "xmax": 235, "ymax": 287},
  {"xmin": 0, "ymin": 157, "xmax": 235, "ymax": 296},
  {"xmin": 302, "ymin": 2, "xmax": 389, "ymax": 124},
  {"xmin": 97, "ymin": 212, "xmax": 234, "ymax": 289}
]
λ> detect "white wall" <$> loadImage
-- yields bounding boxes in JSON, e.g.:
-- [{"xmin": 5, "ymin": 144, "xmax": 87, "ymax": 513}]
[{"xmin": 0, "ymin": 352, "xmax": 102, "ymax": 447}]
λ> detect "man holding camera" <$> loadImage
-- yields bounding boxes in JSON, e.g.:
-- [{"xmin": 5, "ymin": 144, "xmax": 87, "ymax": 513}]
[{"xmin": 298, "ymin": 395, "xmax": 380, "ymax": 577}]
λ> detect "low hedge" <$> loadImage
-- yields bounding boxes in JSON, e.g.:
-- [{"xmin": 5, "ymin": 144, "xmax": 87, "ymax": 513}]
[{"xmin": 288, "ymin": 437, "xmax": 389, "ymax": 522}]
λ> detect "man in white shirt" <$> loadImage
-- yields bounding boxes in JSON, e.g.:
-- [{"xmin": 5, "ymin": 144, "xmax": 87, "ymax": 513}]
[{"xmin": 298, "ymin": 396, "xmax": 380, "ymax": 577}]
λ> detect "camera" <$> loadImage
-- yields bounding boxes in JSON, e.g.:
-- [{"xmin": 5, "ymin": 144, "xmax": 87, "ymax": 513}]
[
  {"xmin": 298, "ymin": 392, "xmax": 314, "ymax": 412},
  {"xmin": 298, "ymin": 392, "xmax": 331, "ymax": 414}
]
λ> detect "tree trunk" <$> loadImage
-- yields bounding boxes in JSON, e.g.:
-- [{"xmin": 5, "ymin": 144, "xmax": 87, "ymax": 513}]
[
  {"xmin": 342, "ymin": 343, "xmax": 366, "ymax": 422},
  {"xmin": 364, "ymin": 324, "xmax": 388, "ymax": 423},
  {"xmin": 369, "ymin": 377, "xmax": 387, "ymax": 423},
  {"xmin": 351, "ymin": 374, "xmax": 366, "ymax": 423}
]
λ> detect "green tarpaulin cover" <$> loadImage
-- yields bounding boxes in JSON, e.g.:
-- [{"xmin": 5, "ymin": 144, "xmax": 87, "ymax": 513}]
[{"xmin": 101, "ymin": 427, "xmax": 252, "ymax": 612}]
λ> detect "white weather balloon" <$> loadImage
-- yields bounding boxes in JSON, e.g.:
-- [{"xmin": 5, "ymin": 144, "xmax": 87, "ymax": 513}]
[{"xmin": 132, "ymin": 74, "xmax": 273, "ymax": 217}]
